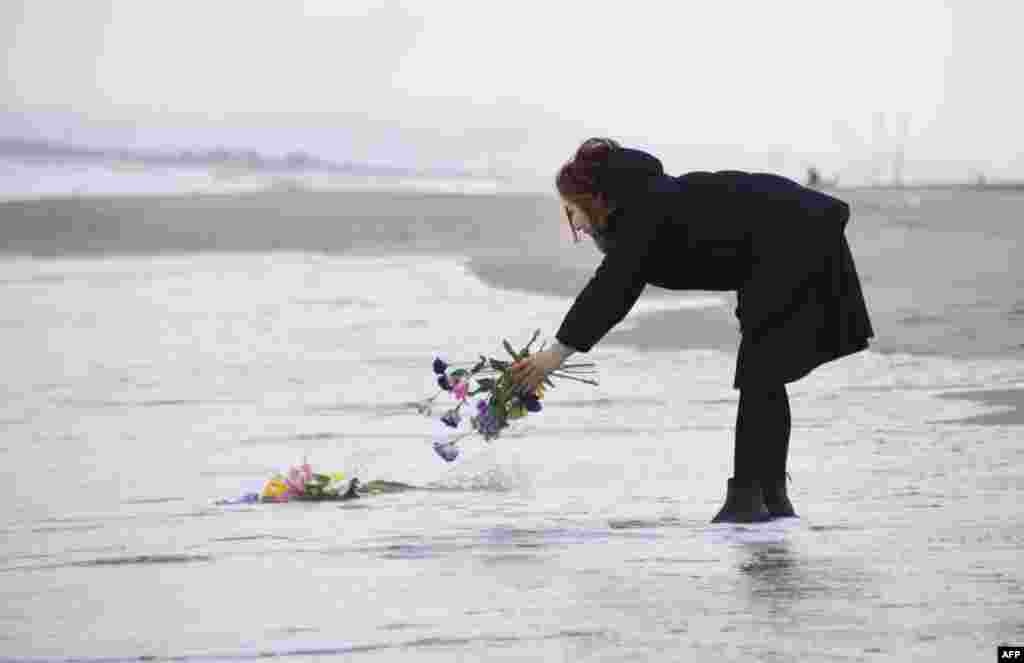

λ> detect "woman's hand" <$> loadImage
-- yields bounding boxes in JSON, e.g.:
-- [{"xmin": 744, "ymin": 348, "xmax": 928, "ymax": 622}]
[{"xmin": 510, "ymin": 349, "xmax": 563, "ymax": 395}]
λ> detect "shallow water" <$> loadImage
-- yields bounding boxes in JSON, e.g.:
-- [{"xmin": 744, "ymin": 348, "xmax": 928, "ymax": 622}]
[{"xmin": 1, "ymin": 189, "xmax": 1023, "ymax": 661}]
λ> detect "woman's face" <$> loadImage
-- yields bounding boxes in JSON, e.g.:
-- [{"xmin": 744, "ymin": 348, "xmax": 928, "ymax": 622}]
[{"xmin": 562, "ymin": 196, "xmax": 605, "ymax": 242}]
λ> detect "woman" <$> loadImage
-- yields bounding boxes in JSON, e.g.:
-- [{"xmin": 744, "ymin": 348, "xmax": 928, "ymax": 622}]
[{"xmin": 509, "ymin": 138, "xmax": 874, "ymax": 523}]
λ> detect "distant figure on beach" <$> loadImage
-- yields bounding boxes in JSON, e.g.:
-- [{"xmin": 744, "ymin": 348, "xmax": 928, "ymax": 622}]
[
  {"xmin": 805, "ymin": 166, "xmax": 838, "ymax": 189},
  {"xmin": 510, "ymin": 138, "xmax": 875, "ymax": 523},
  {"xmin": 806, "ymin": 167, "xmax": 821, "ymax": 188}
]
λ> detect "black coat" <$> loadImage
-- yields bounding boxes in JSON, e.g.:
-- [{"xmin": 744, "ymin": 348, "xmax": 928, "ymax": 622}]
[{"xmin": 555, "ymin": 148, "xmax": 874, "ymax": 389}]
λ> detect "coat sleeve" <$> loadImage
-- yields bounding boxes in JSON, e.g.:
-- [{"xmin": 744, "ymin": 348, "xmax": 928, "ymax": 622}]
[{"xmin": 555, "ymin": 199, "xmax": 665, "ymax": 352}]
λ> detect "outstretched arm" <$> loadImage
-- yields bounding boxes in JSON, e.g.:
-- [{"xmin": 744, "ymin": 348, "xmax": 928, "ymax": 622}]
[
  {"xmin": 555, "ymin": 198, "xmax": 665, "ymax": 352},
  {"xmin": 510, "ymin": 196, "xmax": 665, "ymax": 394}
]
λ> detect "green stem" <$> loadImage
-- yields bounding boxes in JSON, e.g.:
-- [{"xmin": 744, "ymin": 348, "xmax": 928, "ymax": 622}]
[{"xmin": 549, "ymin": 373, "xmax": 599, "ymax": 386}]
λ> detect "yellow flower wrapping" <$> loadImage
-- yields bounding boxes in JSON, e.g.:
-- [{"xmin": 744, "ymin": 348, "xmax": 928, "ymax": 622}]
[{"xmin": 260, "ymin": 477, "xmax": 290, "ymax": 499}]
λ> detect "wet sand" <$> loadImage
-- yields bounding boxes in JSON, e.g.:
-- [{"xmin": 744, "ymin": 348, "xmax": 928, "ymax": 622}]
[
  {"xmin": 1, "ymin": 233, "xmax": 1022, "ymax": 660},
  {"xmin": 2, "ymin": 186, "xmax": 1021, "ymax": 406},
  {"xmin": 0, "ymin": 190, "xmax": 561, "ymax": 258},
  {"xmin": 466, "ymin": 256, "xmax": 741, "ymax": 353},
  {"xmin": 937, "ymin": 389, "xmax": 1024, "ymax": 426}
]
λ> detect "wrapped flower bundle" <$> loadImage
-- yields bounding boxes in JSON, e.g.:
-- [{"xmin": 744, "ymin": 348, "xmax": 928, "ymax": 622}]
[
  {"xmin": 215, "ymin": 460, "xmax": 359, "ymax": 505},
  {"xmin": 214, "ymin": 467, "xmax": 422, "ymax": 505},
  {"xmin": 261, "ymin": 461, "xmax": 360, "ymax": 502},
  {"xmin": 417, "ymin": 330, "xmax": 598, "ymax": 462}
]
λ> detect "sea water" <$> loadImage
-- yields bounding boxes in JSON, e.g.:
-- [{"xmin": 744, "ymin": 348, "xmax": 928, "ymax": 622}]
[{"xmin": 0, "ymin": 188, "xmax": 1022, "ymax": 661}]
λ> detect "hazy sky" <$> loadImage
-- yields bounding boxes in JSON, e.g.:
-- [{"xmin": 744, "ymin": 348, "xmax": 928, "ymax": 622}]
[{"xmin": 2, "ymin": 0, "xmax": 1021, "ymax": 183}]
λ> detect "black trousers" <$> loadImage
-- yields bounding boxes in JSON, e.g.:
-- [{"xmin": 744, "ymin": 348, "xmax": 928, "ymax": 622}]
[{"xmin": 733, "ymin": 385, "xmax": 791, "ymax": 480}]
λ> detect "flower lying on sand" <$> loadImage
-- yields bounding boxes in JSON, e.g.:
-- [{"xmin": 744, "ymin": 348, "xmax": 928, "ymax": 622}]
[
  {"xmin": 417, "ymin": 330, "xmax": 599, "ymax": 462},
  {"xmin": 225, "ymin": 459, "xmax": 361, "ymax": 504},
  {"xmin": 432, "ymin": 440, "xmax": 460, "ymax": 462},
  {"xmin": 213, "ymin": 459, "xmax": 428, "ymax": 506}
]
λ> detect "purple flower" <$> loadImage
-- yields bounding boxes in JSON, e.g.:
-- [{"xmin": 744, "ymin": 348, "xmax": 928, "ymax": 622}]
[
  {"xmin": 437, "ymin": 374, "xmax": 452, "ymax": 391},
  {"xmin": 441, "ymin": 409, "xmax": 461, "ymax": 428},
  {"xmin": 215, "ymin": 492, "xmax": 260, "ymax": 506},
  {"xmin": 432, "ymin": 358, "xmax": 448, "ymax": 375},
  {"xmin": 473, "ymin": 404, "xmax": 503, "ymax": 439},
  {"xmin": 523, "ymin": 395, "xmax": 542, "ymax": 413},
  {"xmin": 433, "ymin": 441, "xmax": 459, "ymax": 462}
]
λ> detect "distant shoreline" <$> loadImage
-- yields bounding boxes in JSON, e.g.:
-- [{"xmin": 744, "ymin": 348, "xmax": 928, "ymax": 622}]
[
  {"xmin": 6, "ymin": 137, "xmax": 1024, "ymax": 194},
  {"xmin": 0, "ymin": 136, "xmax": 480, "ymax": 179}
]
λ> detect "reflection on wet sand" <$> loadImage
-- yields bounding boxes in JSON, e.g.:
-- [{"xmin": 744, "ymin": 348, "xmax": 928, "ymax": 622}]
[{"xmin": 737, "ymin": 538, "xmax": 874, "ymax": 608}]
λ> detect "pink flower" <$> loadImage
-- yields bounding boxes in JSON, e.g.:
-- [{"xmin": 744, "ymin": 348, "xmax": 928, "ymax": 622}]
[
  {"xmin": 286, "ymin": 467, "xmax": 306, "ymax": 494},
  {"xmin": 452, "ymin": 380, "xmax": 468, "ymax": 401}
]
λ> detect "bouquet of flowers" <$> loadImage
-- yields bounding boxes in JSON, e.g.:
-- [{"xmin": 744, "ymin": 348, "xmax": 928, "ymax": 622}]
[
  {"xmin": 215, "ymin": 459, "xmax": 359, "ymax": 505},
  {"xmin": 260, "ymin": 460, "xmax": 360, "ymax": 502},
  {"xmin": 417, "ymin": 330, "xmax": 598, "ymax": 462}
]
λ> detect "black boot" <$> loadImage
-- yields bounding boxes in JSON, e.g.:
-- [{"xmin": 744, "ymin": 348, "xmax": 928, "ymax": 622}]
[
  {"xmin": 761, "ymin": 474, "xmax": 798, "ymax": 519},
  {"xmin": 711, "ymin": 477, "xmax": 772, "ymax": 523}
]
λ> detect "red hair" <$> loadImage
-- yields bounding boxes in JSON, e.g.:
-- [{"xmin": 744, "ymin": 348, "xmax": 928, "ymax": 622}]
[
  {"xmin": 556, "ymin": 137, "xmax": 621, "ymax": 200},
  {"xmin": 556, "ymin": 137, "xmax": 621, "ymax": 241}
]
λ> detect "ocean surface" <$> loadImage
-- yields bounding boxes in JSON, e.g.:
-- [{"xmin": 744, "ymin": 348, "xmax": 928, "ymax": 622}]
[{"xmin": 0, "ymin": 174, "xmax": 1022, "ymax": 661}]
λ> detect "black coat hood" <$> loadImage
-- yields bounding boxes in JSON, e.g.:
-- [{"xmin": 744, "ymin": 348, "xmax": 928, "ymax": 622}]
[
  {"xmin": 590, "ymin": 148, "xmax": 666, "ymax": 253},
  {"xmin": 594, "ymin": 148, "xmax": 665, "ymax": 206}
]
